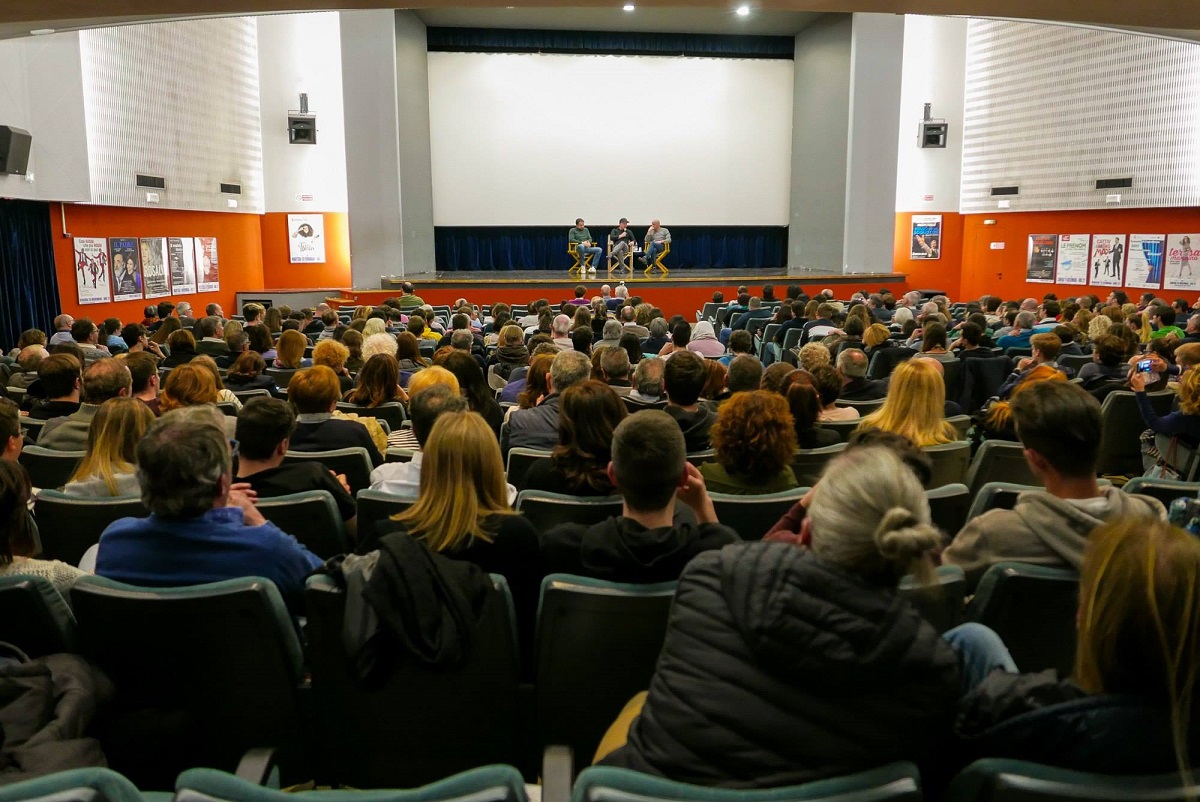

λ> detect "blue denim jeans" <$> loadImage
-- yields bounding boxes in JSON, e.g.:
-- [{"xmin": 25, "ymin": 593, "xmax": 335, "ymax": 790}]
[
  {"xmin": 577, "ymin": 245, "xmax": 602, "ymax": 269},
  {"xmin": 645, "ymin": 241, "xmax": 664, "ymax": 266},
  {"xmin": 943, "ymin": 623, "xmax": 1018, "ymax": 694}
]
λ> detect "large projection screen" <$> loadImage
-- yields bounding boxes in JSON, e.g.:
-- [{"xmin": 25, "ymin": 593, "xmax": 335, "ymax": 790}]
[{"xmin": 428, "ymin": 52, "xmax": 794, "ymax": 227}]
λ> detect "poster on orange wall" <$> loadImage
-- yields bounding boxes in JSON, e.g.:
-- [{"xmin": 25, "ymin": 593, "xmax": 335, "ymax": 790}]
[
  {"xmin": 910, "ymin": 215, "xmax": 941, "ymax": 259},
  {"xmin": 288, "ymin": 214, "xmax": 326, "ymax": 264},
  {"xmin": 140, "ymin": 238, "xmax": 171, "ymax": 299},
  {"xmin": 1164, "ymin": 234, "xmax": 1200, "ymax": 292},
  {"xmin": 73, "ymin": 238, "xmax": 111, "ymax": 305},
  {"xmin": 1088, "ymin": 235, "xmax": 1126, "ymax": 288},
  {"xmin": 195, "ymin": 237, "xmax": 220, "ymax": 293},
  {"xmin": 1026, "ymin": 234, "xmax": 1057, "ymax": 283},
  {"xmin": 168, "ymin": 238, "xmax": 197, "ymax": 295},
  {"xmin": 1054, "ymin": 234, "xmax": 1089, "ymax": 285},
  {"xmin": 1126, "ymin": 235, "xmax": 1165, "ymax": 290},
  {"xmin": 110, "ymin": 237, "xmax": 143, "ymax": 302}
]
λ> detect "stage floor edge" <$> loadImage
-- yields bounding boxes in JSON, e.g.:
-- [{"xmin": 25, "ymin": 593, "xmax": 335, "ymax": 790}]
[{"xmin": 369, "ymin": 269, "xmax": 905, "ymax": 290}]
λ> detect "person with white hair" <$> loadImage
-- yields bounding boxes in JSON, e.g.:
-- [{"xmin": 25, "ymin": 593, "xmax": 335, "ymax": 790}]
[
  {"xmin": 551, "ymin": 314, "xmax": 573, "ymax": 352},
  {"xmin": 899, "ymin": 291, "xmax": 922, "ymax": 309},
  {"xmin": 615, "ymin": 283, "xmax": 629, "ymax": 300},
  {"xmin": 600, "ymin": 284, "xmax": 612, "ymax": 299},
  {"xmin": 361, "ymin": 332, "xmax": 399, "ymax": 362},
  {"xmin": 893, "ymin": 306, "xmax": 915, "ymax": 326},
  {"xmin": 997, "ymin": 311, "xmax": 1037, "ymax": 350}
]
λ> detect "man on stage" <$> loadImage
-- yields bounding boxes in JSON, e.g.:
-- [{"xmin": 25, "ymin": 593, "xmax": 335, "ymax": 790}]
[
  {"xmin": 609, "ymin": 218, "xmax": 637, "ymax": 272},
  {"xmin": 569, "ymin": 218, "xmax": 602, "ymax": 275},
  {"xmin": 640, "ymin": 219, "xmax": 672, "ymax": 269}
]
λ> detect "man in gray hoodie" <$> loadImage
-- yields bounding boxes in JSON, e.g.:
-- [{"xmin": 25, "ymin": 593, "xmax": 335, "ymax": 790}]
[{"xmin": 945, "ymin": 381, "xmax": 1164, "ymax": 590}]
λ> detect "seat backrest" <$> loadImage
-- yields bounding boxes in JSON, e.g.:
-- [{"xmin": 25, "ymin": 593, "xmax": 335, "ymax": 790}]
[
  {"xmin": 264, "ymin": 367, "xmax": 298, "ymax": 388},
  {"xmin": 790, "ymin": 442, "xmax": 848, "ymax": 486},
  {"xmin": 385, "ymin": 447, "xmax": 417, "ymax": 463},
  {"xmin": 958, "ymin": 356, "xmax": 1014, "ymax": 413},
  {"xmin": 966, "ymin": 440, "xmax": 1039, "ymax": 498},
  {"xmin": 965, "ymin": 481, "xmax": 1033, "ymax": 521},
  {"xmin": 0, "ymin": 574, "xmax": 78, "ymax": 657},
  {"xmin": 780, "ymin": 327, "xmax": 803, "ymax": 351},
  {"xmin": 337, "ymin": 402, "xmax": 407, "ymax": 431},
  {"xmin": 1098, "ymin": 391, "xmax": 1176, "ymax": 476},
  {"xmin": 572, "ymin": 761, "xmax": 922, "ymax": 802},
  {"xmin": 284, "ymin": 447, "xmax": 373, "ymax": 495},
  {"xmin": 355, "ymin": 489, "xmax": 415, "ymax": 553},
  {"xmin": 176, "ymin": 765, "xmax": 526, "ymax": 802},
  {"xmin": 304, "ymin": 574, "xmax": 521, "ymax": 788},
  {"xmin": 536, "ymin": 574, "xmax": 677, "ymax": 766},
  {"xmin": 255, "ymin": 491, "xmax": 348, "ymax": 560},
  {"xmin": 215, "ymin": 401, "xmax": 239, "ymax": 417},
  {"xmin": 69, "ymin": 576, "xmax": 303, "ymax": 788},
  {"xmin": 926, "ymin": 483, "xmax": 970, "ymax": 536},
  {"xmin": 708, "ymin": 488, "xmax": 808, "ymax": 541},
  {"xmin": 20, "ymin": 416, "xmax": 45, "ymax": 443},
  {"xmin": 900, "ymin": 564, "xmax": 966, "ymax": 635},
  {"xmin": 515, "ymin": 491, "xmax": 623, "ymax": 533},
  {"xmin": 19, "ymin": 447, "xmax": 85, "ymax": 491},
  {"xmin": 942, "ymin": 358, "xmax": 964, "ymax": 403},
  {"xmin": 0, "ymin": 767, "xmax": 147, "ymax": 802},
  {"xmin": 746, "ymin": 317, "xmax": 770, "ymax": 339},
  {"xmin": 839, "ymin": 398, "xmax": 884, "ymax": 415},
  {"xmin": 966, "ymin": 562, "xmax": 1080, "ymax": 675},
  {"xmin": 759, "ymin": 323, "xmax": 781, "ymax": 356},
  {"xmin": 946, "ymin": 414, "xmax": 972, "ymax": 441},
  {"xmin": 505, "ymin": 447, "xmax": 552, "ymax": 489},
  {"xmin": 229, "ymin": 389, "xmax": 270, "ymax": 402},
  {"xmin": 685, "ymin": 449, "xmax": 715, "ymax": 467},
  {"xmin": 1059, "ymin": 354, "xmax": 1092, "ymax": 373},
  {"xmin": 866, "ymin": 347, "xmax": 916, "ymax": 381},
  {"xmin": 922, "ymin": 441, "xmax": 971, "ymax": 489},
  {"xmin": 1123, "ymin": 476, "xmax": 1200, "ymax": 508},
  {"xmin": 33, "ymin": 491, "xmax": 148, "ymax": 566},
  {"xmin": 948, "ymin": 758, "xmax": 1200, "ymax": 802},
  {"xmin": 818, "ymin": 419, "xmax": 862, "ymax": 443}
]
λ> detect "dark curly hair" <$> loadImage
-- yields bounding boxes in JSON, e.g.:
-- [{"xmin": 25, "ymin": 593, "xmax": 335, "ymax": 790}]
[
  {"xmin": 551, "ymin": 380, "xmax": 628, "ymax": 493},
  {"xmin": 709, "ymin": 390, "xmax": 796, "ymax": 481}
]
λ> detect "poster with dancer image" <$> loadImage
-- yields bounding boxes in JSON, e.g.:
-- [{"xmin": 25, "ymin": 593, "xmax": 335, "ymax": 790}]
[
  {"xmin": 1126, "ymin": 235, "xmax": 1166, "ymax": 290},
  {"xmin": 910, "ymin": 215, "xmax": 942, "ymax": 260},
  {"xmin": 1026, "ymin": 234, "xmax": 1057, "ymax": 283},
  {"xmin": 168, "ymin": 237, "xmax": 197, "ymax": 295},
  {"xmin": 140, "ymin": 237, "xmax": 171, "ymax": 299},
  {"xmin": 109, "ymin": 237, "xmax": 143, "ymax": 302},
  {"xmin": 1165, "ymin": 234, "xmax": 1200, "ymax": 291},
  {"xmin": 195, "ymin": 237, "xmax": 220, "ymax": 293},
  {"xmin": 73, "ymin": 238, "xmax": 111, "ymax": 305},
  {"xmin": 288, "ymin": 213, "xmax": 326, "ymax": 263},
  {"xmin": 1055, "ymin": 234, "xmax": 1089, "ymax": 285},
  {"xmin": 1089, "ymin": 234, "xmax": 1126, "ymax": 288}
]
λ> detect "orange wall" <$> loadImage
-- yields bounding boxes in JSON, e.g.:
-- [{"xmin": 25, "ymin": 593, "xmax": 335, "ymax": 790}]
[
  {"xmin": 260, "ymin": 212, "xmax": 351, "ymax": 291},
  {"xmin": 893, "ymin": 212, "xmax": 963, "ymax": 299},
  {"xmin": 53, "ymin": 204, "xmax": 265, "ymax": 323}
]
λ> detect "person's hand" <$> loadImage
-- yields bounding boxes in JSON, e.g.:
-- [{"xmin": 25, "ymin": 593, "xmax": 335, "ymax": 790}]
[
  {"xmin": 1129, "ymin": 369, "xmax": 1148, "ymax": 392},
  {"xmin": 331, "ymin": 471, "xmax": 351, "ymax": 495},
  {"xmin": 396, "ymin": 385, "xmax": 410, "ymax": 403},
  {"xmin": 1016, "ymin": 357, "xmax": 1034, "ymax": 372},
  {"xmin": 1129, "ymin": 352, "xmax": 1166, "ymax": 374},
  {"xmin": 676, "ymin": 462, "xmax": 717, "ymax": 523},
  {"xmin": 228, "ymin": 483, "xmax": 266, "ymax": 526}
]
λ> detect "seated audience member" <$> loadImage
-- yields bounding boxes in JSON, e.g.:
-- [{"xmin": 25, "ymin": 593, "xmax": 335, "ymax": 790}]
[
  {"xmin": 1147, "ymin": 304, "xmax": 1184, "ymax": 340},
  {"xmin": 195, "ymin": 316, "xmax": 228, "ymax": 356},
  {"xmin": 342, "ymin": 329, "xmax": 366, "ymax": 373},
  {"xmin": 658, "ymin": 322, "xmax": 692, "ymax": 359},
  {"xmin": 599, "ymin": 446, "xmax": 958, "ymax": 784},
  {"xmin": 955, "ymin": 517, "xmax": 1200, "ymax": 776},
  {"xmin": 28, "ymin": 354, "xmax": 83, "ymax": 421},
  {"xmin": 622, "ymin": 356, "xmax": 664, "ymax": 409},
  {"xmin": 506, "ymin": 350, "xmax": 554, "ymax": 410},
  {"xmin": 688, "ymin": 321, "xmax": 725, "ymax": 358},
  {"xmin": 96, "ymin": 408, "xmax": 322, "ymax": 600},
  {"xmin": 370, "ymin": 384, "xmax": 468, "ymax": 497},
  {"xmin": 123, "ymin": 351, "xmax": 161, "ymax": 415},
  {"xmin": 618, "ymin": 332, "xmax": 644, "ymax": 368},
  {"xmin": 996, "ymin": 311, "xmax": 1036, "ymax": 350},
  {"xmin": 48, "ymin": 315, "xmax": 75, "ymax": 346},
  {"xmin": 441, "ymin": 350, "xmax": 503, "ymax": 436},
  {"xmin": 726, "ymin": 354, "xmax": 763, "ymax": 395},
  {"xmin": 949, "ymin": 322, "xmax": 993, "ymax": 359},
  {"xmin": 0, "ymin": 461, "xmax": 86, "ymax": 592},
  {"xmin": 0, "ymin": 399, "xmax": 20, "ymax": 461},
  {"xmin": 223, "ymin": 351, "xmax": 278, "ymax": 393},
  {"xmin": 233, "ymin": 398, "xmax": 356, "ymax": 534},
  {"xmin": 641, "ymin": 317, "xmax": 670, "ymax": 355},
  {"xmin": 596, "ymin": 319, "xmax": 625, "ymax": 352},
  {"xmin": 288, "ymin": 366, "xmax": 384, "ymax": 466},
  {"xmin": 192, "ymin": 355, "xmax": 241, "ymax": 409},
  {"xmin": 1131, "ymin": 360, "xmax": 1200, "ymax": 453},
  {"xmin": 63, "ymin": 398, "xmax": 155, "ymax": 497},
  {"xmin": 787, "ymin": 380, "xmax": 841, "ymax": 449},
  {"xmin": 312, "ymin": 339, "xmax": 354, "ymax": 394},
  {"xmin": 797, "ymin": 342, "xmax": 832, "ymax": 375},
  {"xmin": 9, "ymin": 345, "xmax": 48, "ymax": 391},
  {"xmin": 40, "ymin": 359, "xmax": 133, "ymax": 451},
  {"xmin": 857, "ymin": 358, "xmax": 956, "ymax": 447},
  {"xmin": 274, "ymin": 329, "xmax": 311, "ymax": 370},
  {"xmin": 699, "ymin": 390, "xmax": 798, "ymax": 495},
  {"xmin": 344, "ymin": 353, "xmax": 408, "ymax": 410},
  {"xmin": 837, "ymin": 349, "xmax": 886, "ymax": 401},
  {"xmin": 719, "ymin": 329, "xmax": 755, "ymax": 368},
  {"xmin": 996, "ymin": 333, "xmax": 1073, "ymax": 399},
  {"xmin": 730, "ymin": 296, "xmax": 772, "ymax": 333},
  {"xmin": 953, "ymin": 382, "xmax": 1166, "ymax": 587},
  {"xmin": 10, "ymin": 328, "xmax": 47, "ymax": 359},
  {"xmin": 811, "ymin": 363, "xmax": 859, "ymax": 422},
  {"xmin": 218, "ymin": 328, "xmax": 248, "ymax": 368},
  {"xmin": 158, "ymin": 362, "xmax": 234, "ymax": 437},
  {"xmin": 148, "ymin": 317, "xmax": 181, "ymax": 351},
  {"xmin": 246, "ymin": 324, "xmax": 277, "ymax": 363},
  {"xmin": 1077, "ymin": 334, "xmax": 1128, "ymax": 392},
  {"xmin": 523, "ymin": 380, "xmax": 627, "ymax": 495},
  {"xmin": 503, "ymin": 350, "xmax": 591, "ymax": 454},
  {"xmin": 542, "ymin": 410, "xmax": 739, "ymax": 581},
  {"xmin": 972, "ymin": 365, "xmax": 1066, "ymax": 447},
  {"xmin": 569, "ymin": 327, "xmax": 593, "ymax": 357},
  {"xmin": 662, "ymin": 351, "xmax": 716, "ymax": 451},
  {"xmin": 551, "ymin": 314, "xmax": 574, "ymax": 352},
  {"xmin": 383, "ymin": 411, "xmax": 541, "ymax": 646},
  {"xmin": 701, "ymin": 359, "xmax": 729, "ymax": 404},
  {"xmin": 71, "ymin": 319, "xmax": 111, "ymax": 366}
]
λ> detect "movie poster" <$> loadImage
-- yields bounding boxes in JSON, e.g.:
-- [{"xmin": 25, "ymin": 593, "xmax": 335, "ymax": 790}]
[
  {"xmin": 1089, "ymin": 235, "xmax": 1126, "ymax": 288},
  {"xmin": 73, "ymin": 238, "xmax": 111, "ymax": 305},
  {"xmin": 910, "ymin": 215, "xmax": 942, "ymax": 260},
  {"xmin": 168, "ymin": 237, "xmax": 197, "ymax": 295},
  {"xmin": 1026, "ymin": 234, "xmax": 1057, "ymax": 283},
  {"xmin": 1055, "ymin": 234, "xmax": 1089, "ymax": 285},
  {"xmin": 195, "ymin": 237, "xmax": 220, "ymax": 293},
  {"xmin": 140, "ymin": 237, "xmax": 170, "ymax": 299},
  {"xmin": 288, "ymin": 213, "xmax": 326, "ymax": 264},
  {"xmin": 1126, "ymin": 234, "xmax": 1166, "ymax": 290},
  {"xmin": 1164, "ymin": 234, "xmax": 1200, "ymax": 292},
  {"xmin": 109, "ymin": 237, "xmax": 143, "ymax": 302}
]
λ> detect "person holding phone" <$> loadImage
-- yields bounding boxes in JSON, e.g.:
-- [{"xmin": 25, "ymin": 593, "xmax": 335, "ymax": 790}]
[{"xmin": 1131, "ymin": 363, "xmax": 1200, "ymax": 474}]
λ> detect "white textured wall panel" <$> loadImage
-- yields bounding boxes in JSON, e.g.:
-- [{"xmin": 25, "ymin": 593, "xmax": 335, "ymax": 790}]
[
  {"xmin": 961, "ymin": 20, "xmax": 1200, "ymax": 214},
  {"xmin": 80, "ymin": 19, "xmax": 264, "ymax": 213}
]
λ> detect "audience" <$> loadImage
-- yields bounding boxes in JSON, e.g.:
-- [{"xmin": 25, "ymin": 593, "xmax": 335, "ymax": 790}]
[
  {"xmin": 288, "ymin": 366, "xmax": 384, "ymax": 466},
  {"xmin": 1131, "ymin": 360, "xmax": 1200, "ymax": 453},
  {"xmin": 274, "ymin": 329, "xmax": 311, "ymax": 370},
  {"xmin": 161, "ymin": 329, "xmax": 199, "ymax": 367},
  {"xmin": 522, "ymin": 380, "xmax": 627, "ymax": 495},
  {"xmin": 369, "ymin": 384, "xmax": 468, "ymax": 497},
  {"xmin": 313, "ymin": 339, "xmax": 354, "ymax": 394},
  {"xmin": 441, "ymin": 350, "xmax": 503, "ymax": 435},
  {"xmin": 811, "ymin": 363, "xmax": 858, "ymax": 421},
  {"xmin": 837, "ymin": 349, "xmax": 886, "ymax": 401},
  {"xmin": 0, "ymin": 461, "xmax": 86, "ymax": 592},
  {"xmin": 40, "ymin": 359, "xmax": 132, "ymax": 451},
  {"xmin": 972, "ymin": 365, "xmax": 1067, "ymax": 446},
  {"xmin": 344, "ymin": 353, "xmax": 407, "ymax": 409},
  {"xmin": 504, "ymin": 349, "xmax": 591, "ymax": 453},
  {"xmin": 63, "ymin": 398, "xmax": 154, "ymax": 497},
  {"xmin": 699, "ymin": 390, "xmax": 798, "ymax": 495},
  {"xmin": 28, "ymin": 353, "xmax": 83, "ymax": 421},
  {"xmin": 662, "ymin": 351, "xmax": 716, "ymax": 451},
  {"xmin": 224, "ymin": 351, "xmax": 278, "ymax": 393},
  {"xmin": 857, "ymin": 358, "xmax": 956, "ymax": 446}
]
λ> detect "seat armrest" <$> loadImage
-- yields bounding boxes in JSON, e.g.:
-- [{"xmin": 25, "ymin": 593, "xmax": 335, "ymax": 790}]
[
  {"xmin": 235, "ymin": 747, "xmax": 280, "ymax": 787},
  {"xmin": 542, "ymin": 745, "xmax": 574, "ymax": 802}
]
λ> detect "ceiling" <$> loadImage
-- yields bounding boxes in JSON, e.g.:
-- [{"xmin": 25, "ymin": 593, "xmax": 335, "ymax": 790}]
[{"xmin": 415, "ymin": 7, "xmax": 823, "ymax": 36}]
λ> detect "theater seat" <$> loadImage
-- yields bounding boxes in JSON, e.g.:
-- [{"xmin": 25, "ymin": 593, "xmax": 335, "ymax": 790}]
[
  {"xmin": 515, "ymin": 491, "xmax": 623, "ymax": 533},
  {"xmin": 790, "ymin": 442, "xmax": 847, "ymax": 486},
  {"xmin": 966, "ymin": 441, "xmax": 1038, "ymax": 499},
  {"xmin": 900, "ymin": 564, "xmax": 966, "ymax": 635},
  {"xmin": 337, "ymin": 401, "xmax": 407, "ymax": 432},
  {"xmin": 33, "ymin": 490, "xmax": 147, "ymax": 566},
  {"xmin": 264, "ymin": 367, "xmax": 299, "ymax": 388},
  {"xmin": 948, "ymin": 758, "xmax": 1200, "ymax": 802},
  {"xmin": 1097, "ymin": 391, "xmax": 1175, "ymax": 476},
  {"xmin": 922, "ymin": 441, "xmax": 971, "ymax": 488},
  {"xmin": 966, "ymin": 563, "xmax": 1079, "ymax": 675},
  {"xmin": 926, "ymin": 483, "xmax": 970, "ymax": 535},
  {"xmin": 0, "ymin": 575, "xmax": 78, "ymax": 658},
  {"xmin": 1122, "ymin": 476, "xmax": 1200, "ymax": 508},
  {"xmin": 355, "ymin": 489, "xmax": 415, "ymax": 553},
  {"xmin": 256, "ymin": 490, "xmax": 348, "ymax": 560},
  {"xmin": 19, "ymin": 446, "xmax": 84, "ymax": 491},
  {"xmin": 0, "ymin": 767, "xmax": 154, "ymax": 802},
  {"xmin": 818, "ymin": 419, "xmax": 861, "ymax": 443},
  {"xmin": 709, "ymin": 488, "xmax": 808, "ymax": 541},
  {"xmin": 505, "ymin": 447, "xmax": 552, "ymax": 489},
  {"xmin": 284, "ymin": 447, "xmax": 373, "ymax": 495}
]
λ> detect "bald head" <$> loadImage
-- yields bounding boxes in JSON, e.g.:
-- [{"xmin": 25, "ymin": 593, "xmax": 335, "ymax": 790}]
[
  {"xmin": 82, "ymin": 358, "xmax": 132, "ymax": 403},
  {"xmin": 837, "ymin": 348, "xmax": 869, "ymax": 379}
]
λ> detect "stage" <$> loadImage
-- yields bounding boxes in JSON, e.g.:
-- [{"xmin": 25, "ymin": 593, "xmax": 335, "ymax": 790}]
[{"xmin": 238, "ymin": 269, "xmax": 908, "ymax": 320}]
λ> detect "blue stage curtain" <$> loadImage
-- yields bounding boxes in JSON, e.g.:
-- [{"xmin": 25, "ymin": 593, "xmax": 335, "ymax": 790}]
[
  {"xmin": 426, "ymin": 27, "xmax": 795, "ymax": 59},
  {"xmin": 0, "ymin": 200, "xmax": 60, "ymax": 351},
  {"xmin": 435, "ymin": 226, "xmax": 788, "ymax": 271}
]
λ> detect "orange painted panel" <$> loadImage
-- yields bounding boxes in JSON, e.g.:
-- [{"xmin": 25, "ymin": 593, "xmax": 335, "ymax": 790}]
[
  {"xmin": 260, "ymin": 212, "xmax": 351, "ymax": 291},
  {"xmin": 893, "ymin": 212, "xmax": 963, "ymax": 299}
]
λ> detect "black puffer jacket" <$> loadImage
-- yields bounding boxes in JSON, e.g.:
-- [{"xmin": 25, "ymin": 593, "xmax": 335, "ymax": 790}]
[{"xmin": 603, "ymin": 543, "xmax": 960, "ymax": 788}]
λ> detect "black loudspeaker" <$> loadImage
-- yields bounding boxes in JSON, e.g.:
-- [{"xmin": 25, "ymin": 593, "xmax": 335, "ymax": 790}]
[
  {"xmin": 0, "ymin": 126, "xmax": 32, "ymax": 175},
  {"xmin": 288, "ymin": 115, "xmax": 317, "ymax": 145}
]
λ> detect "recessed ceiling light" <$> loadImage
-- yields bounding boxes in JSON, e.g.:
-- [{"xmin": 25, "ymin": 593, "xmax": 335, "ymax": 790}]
[
  {"xmin": 623, "ymin": 3, "xmax": 636, "ymax": 10},
  {"xmin": 30, "ymin": 28, "xmax": 56, "ymax": 36},
  {"xmin": 735, "ymin": 5, "xmax": 751, "ymax": 16}
]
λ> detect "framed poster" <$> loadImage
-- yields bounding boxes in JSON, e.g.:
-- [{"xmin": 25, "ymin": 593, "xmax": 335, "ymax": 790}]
[
  {"xmin": 288, "ymin": 213, "xmax": 326, "ymax": 264},
  {"xmin": 1126, "ymin": 235, "xmax": 1166, "ymax": 290},
  {"xmin": 168, "ymin": 237, "xmax": 197, "ymax": 295},
  {"xmin": 1164, "ymin": 234, "xmax": 1200, "ymax": 292},
  {"xmin": 140, "ymin": 237, "xmax": 171, "ymax": 299},
  {"xmin": 1026, "ymin": 234, "xmax": 1057, "ymax": 283},
  {"xmin": 1054, "ymin": 234, "xmax": 1089, "ymax": 285},
  {"xmin": 73, "ymin": 238, "xmax": 111, "ymax": 305},
  {"xmin": 195, "ymin": 237, "xmax": 220, "ymax": 293},
  {"xmin": 1089, "ymin": 235, "xmax": 1126, "ymax": 288},
  {"xmin": 110, "ymin": 237, "xmax": 144, "ymax": 302},
  {"xmin": 910, "ymin": 215, "xmax": 942, "ymax": 260}
]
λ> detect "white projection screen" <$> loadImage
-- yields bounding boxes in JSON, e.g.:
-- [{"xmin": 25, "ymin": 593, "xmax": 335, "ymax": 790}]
[{"xmin": 427, "ymin": 52, "xmax": 794, "ymax": 226}]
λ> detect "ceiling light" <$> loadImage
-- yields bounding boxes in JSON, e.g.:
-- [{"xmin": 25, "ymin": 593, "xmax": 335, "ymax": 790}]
[
  {"xmin": 623, "ymin": 3, "xmax": 635, "ymax": 10},
  {"xmin": 735, "ymin": 5, "xmax": 751, "ymax": 16},
  {"xmin": 30, "ymin": 28, "xmax": 56, "ymax": 36}
]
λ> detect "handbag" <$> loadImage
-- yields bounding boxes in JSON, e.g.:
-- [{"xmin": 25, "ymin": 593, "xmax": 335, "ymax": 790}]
[{"xmin": 1146, "ymin": 436, "xmax": 1181, "ymax": 480}]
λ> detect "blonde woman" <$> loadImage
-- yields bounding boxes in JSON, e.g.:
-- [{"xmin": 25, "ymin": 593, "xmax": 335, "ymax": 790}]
[
  {"xmin": 857, "ymin": 358, "xmax": 956, "ymax": 446},
  {"xmin": 352, "ymin": 305, "xmax": 373, "ymax": 322},
  {"xmin": 387, "ymin": 411, "xmax": 541, "ymax": 650},
  {"xmin": 64, "ymin": 398, "xmax": 155, "ymax": 498},
  {"xmin": 274, "ymin": 330, "xmax": 310, "ymax": 370},
  {"xmin": 313, "ymin": 339, "xmax": 354, "ymax": 394},
  {"xmin": 363, "ymin": 317, "xmax": 388, "ymax": 339}
]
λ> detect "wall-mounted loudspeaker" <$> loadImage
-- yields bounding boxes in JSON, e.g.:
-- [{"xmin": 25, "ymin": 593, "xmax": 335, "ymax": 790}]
[
  {"xmin": 917, "ymin": 102, "xmax": 947, "ymax": 149},
  {"xmin": 288, "ymin": 92, "xmax": 316, "ymax": 145},
  {"xmin": 0, "ymin": 126, "xmax": 32, "ymax": 175}
]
